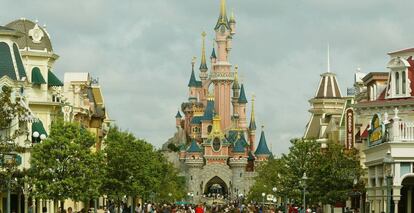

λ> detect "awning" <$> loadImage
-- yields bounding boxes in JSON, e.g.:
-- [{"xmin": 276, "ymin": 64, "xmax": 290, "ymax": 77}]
[
  {"xmin": 31, "ymin": 67, "xmax": 46, "ymax": 84},
  {"xmin": 48, "ymin": 70, "xmax": 63, "ymax": 87},
  {"xmin": 32, "ymin": 120, "xmax": 48, "ymax": 138}
]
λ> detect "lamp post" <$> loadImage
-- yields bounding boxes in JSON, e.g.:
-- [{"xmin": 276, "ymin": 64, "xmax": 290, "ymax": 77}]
[
  {"xmin": 262, "ymin": 192, "xmax": 266, "ymax": 207},
  {"xmin": 383, "ymin": 151, "xmax": 393, "ymax": 213},
  {"xmin": 302, "ymin": 173, "xmax": 308, "ymax": 211},
  {"xmin": 272, "ymin": 187, "xmax": 277, "ymax": 211}
]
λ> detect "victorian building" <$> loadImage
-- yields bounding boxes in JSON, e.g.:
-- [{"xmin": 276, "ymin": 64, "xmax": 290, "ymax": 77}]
[
  {"xmin": 353, "ymin": 48, "xmax": 414, "ymax": 213},
  {"xmin": 0, "ymin": 19, "xmax": 109, "ymax": 213},
  {"xmin": 163, "ymin": 0, "xmax": 272, "ymax": 204}
]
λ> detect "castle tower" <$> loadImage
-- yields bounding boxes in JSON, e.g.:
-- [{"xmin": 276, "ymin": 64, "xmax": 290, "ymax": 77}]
[
  {"xmin": 211, "ymin": 0, "xmax": 234, "ymax": 131},
  {"xmin": 188, "ymin": 58, "xmax": 202, "ymax": 102},
  {"xmin": 248, "ymin": 95, "xmax": 257, "ymax": 152},
  {"xmin": 199, "ymin": 32, "xmax": 208, "ymax": 103},
  {"xmin": 229, "ymin": 134, "xmax": 248, "ymax": 199},
  {"xmin": 185, "ymin": 139, "xmax": 204, "ymax": 201},
  {"xmin": 238, "ymin": 84, "xmax": 248, "ymax": 129}
]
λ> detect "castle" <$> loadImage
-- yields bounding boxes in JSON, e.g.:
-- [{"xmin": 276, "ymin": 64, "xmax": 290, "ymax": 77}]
[{"xmin": 163, "ymin": 0, "xmax": 272, "ymax": 203}]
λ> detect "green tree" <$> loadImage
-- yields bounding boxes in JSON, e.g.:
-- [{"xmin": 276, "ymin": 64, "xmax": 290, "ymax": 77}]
[
  {"xmin": 102, "ymin": 127, "xmax": 185, "ymax": 209},
  {"xmin": 248, "ymin": 139, "xmax": 363, "ymax": 208},
  {"xmin": 30, "ymin": 119, "xmax": 103, "ymax": 211}
]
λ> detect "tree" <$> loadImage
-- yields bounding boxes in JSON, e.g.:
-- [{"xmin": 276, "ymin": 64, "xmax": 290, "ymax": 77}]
[
  {"xmin": 102, "ymin": 127, "xmax": 185, "ymax": 209},
  {"xmin": 30, "ymin": 119, "xmax": 103, "ymax": 211},
  {"xmin": 248, "ymin": 139, "xmax": 363, "ymax": 208}
]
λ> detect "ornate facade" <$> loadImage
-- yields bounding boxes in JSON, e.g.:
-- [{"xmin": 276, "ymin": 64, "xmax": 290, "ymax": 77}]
[{"xmin": 163, "ymin": 0, "xmax": 272, "ymax": 204}]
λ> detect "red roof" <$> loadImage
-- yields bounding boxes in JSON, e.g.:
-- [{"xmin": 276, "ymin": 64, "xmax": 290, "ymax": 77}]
[{"xmin": 361, "ymin": 125, "xmax": 369, "ymax": 138}]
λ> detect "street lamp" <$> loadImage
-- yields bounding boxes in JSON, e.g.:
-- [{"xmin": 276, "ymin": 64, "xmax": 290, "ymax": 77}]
[
  {"xmin": 262, "ymin": 192, "xmax": 266, "ymax": 207},
  {"xmin": 272, "ymin": 187, "xmax": 277, "ymax": 210},
  {"xmin": 383, "ymin": 151, "xmax": 393, "ymax": 213},
  {"xmin": 302, "ymin": 172, "xmax": 308, "ymax": 211}
]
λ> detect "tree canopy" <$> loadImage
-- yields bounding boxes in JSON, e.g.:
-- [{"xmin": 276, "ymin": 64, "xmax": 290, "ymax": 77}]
[{"xmin": 248, "ymin": 139, "xmax": 363, "ymax": 206}]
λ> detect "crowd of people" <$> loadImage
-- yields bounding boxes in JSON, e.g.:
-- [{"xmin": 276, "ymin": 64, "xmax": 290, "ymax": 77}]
[{"xmin": 104, "ymin": 202, "xmax": 324, "ymax": 213}]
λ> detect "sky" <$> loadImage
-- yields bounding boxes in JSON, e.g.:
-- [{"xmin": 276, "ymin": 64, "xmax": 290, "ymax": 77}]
[{"xmin": 1, "ymin": 0, "xmax": 414, "ymax": 155}]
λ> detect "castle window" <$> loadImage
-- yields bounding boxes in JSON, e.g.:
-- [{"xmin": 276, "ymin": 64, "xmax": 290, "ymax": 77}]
[
  {"xmin": 208, "ymin": 125, "xmax": 213, "ymax": 133},
  {"xmin": 402, "ymin": 71, "xmax": 406, "ymax": 94},
  {"xmin": 191, "ymin": 176, "xmax": 193, "ymax": 180},
  {"xmin": 395, "ymin": 72, "xmax": 400, "ymax": 95},
  {"xmin": 240, "ymin": 173, "xmax": 242, "ymax": 177}
]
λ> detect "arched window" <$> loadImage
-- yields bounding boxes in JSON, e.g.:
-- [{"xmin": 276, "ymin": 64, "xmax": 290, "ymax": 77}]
[
  {"xmin": 402, "ymin": 71, "xmax": 406, "ymax": 95},
  {"xmin": 396, "ymin": 72, "xmax": 400, "ymax": 95}
]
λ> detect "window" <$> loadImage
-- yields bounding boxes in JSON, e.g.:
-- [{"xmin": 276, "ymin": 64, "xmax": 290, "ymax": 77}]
[
  {"xmin": 396, "ymin": 72, "xmax": 400, "ymax": 95},
  {"xmin": 208, "ymin": 125, "xmax": 213, "ymax": 133},
  {"xmin": 402, "ymin": 71, "xmax": 406, "ymax": 94}
]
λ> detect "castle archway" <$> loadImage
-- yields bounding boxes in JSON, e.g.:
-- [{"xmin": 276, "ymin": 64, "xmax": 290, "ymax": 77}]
[
  {"xmin": 398, "ymin": 175, "xmax": 414, "ymax": 213},
  {"xmin": 204, "ymin": 176, "xmax": 228, "ymax": 197}
]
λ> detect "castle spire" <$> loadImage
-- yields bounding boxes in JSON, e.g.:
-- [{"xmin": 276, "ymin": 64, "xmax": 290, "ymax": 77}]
[
  {"xmin": 211, "ymin": 41, "xmax": 217, "ymax": 59},
  {"xmin": 255, "ymin": 126, "xmax": 271, "ymax": 156},
  {"xmin": 215, "ymin": 0, "xmax": 230, "ymax": 30},
  {"xmin": 249, "ymin": 94, "xmax": 257, "ymax": 130},
  {"xmin": 232, "ymin": 65, "xmax": 240, "ymax": 90},
  {"xmin": 199, "ymin": 31, "xmax": 208, "ymax": 72}
]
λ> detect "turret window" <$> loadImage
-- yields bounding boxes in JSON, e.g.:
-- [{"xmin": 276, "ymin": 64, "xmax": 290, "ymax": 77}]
[
  {"xmin": 395, "ymin": 72, "xmax": 400, "ymax": 95},
  {"xmin": 402, "ymin": 71, "xmax": 406, "ymax": 94}
]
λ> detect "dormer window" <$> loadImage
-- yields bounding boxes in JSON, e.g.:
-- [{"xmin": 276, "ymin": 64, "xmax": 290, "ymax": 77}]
[{"xmin": 386, "ymin": 57, "xmax": 411, "ymax": 99}]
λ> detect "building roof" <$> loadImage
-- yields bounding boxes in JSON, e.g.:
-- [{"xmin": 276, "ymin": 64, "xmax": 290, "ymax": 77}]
[
  {"xmin": 187, "ymin": 139, "xmax": 202, "ymax": 152},
  {"xmin": 188, "ymin": 68, "xmax": 202, "ymax": 88},
  {"xmin": 315, "ymin": 72, "xmax": 342, "ymax": 99},
  {"xmin": 211, "ymin": 48, "xmax": 217, "ymax": 59},
  {"xmin": 191, "ymin": 116, "xmax": 203, "ymax": 124},
  {"xmin": 388, "ymin": 47, "xmax": 414, "ymax": 55},
  {"xmin": 6, "ymin": 19, "xmax": 53, "ymax": 52},
  {"xmin": 202, "ymin": 100, "xmax": 215, "ymax": 121},
  {"xmin": 255, "ymin": 130, "xmax": 272, "ymax": 155},
  {"xmin": 175, "ymin": 111, "xmax": 182, "ymax": 118},
  {"xmin": 233, "ymin": 138, "xmax": 245, "ymax": 153},
  {"xmin": 238, "ymin": 84, "xmax": 248, "ymax": 104}
]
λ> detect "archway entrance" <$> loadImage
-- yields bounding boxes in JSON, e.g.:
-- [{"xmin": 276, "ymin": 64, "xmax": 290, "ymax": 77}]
[
  {"xmin": 399, "ymin": 175, "xmax": 414, "ymax": 213},
  {"xmin": 204, "ymin": 176, "xmax": 228, "ymax": 197}
]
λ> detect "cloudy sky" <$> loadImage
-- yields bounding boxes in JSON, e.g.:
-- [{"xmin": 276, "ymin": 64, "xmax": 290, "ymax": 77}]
[{"xmin": 2, "ymin": 0, "xmax": 414, "ymax": 155}]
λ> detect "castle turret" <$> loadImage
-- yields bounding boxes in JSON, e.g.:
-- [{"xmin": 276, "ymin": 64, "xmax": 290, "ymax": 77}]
[
  {"xmin": 188, "ymin": 58, "xmax": 202, "ymax": 102},
  {"xmin": 175, "ymin": 110, "xmax": 182, "ymax": 127},
  {"xmin": 238, "ymin": 84, "xmax": 248, "ymax": 129},
  {"xmin": 229, "ymin": 10, "xmax": 236, "ymax": 35},
  {"xmin": 248, "ymin": 95, "xmax": 257, "ymax": 152},
  {"xmin": 229, "ymin": 133, "xmax": 248, "ymax": 200},
  {"xmin": 254, "ymin": 127, "xmax": 272, "ymax": 161}
]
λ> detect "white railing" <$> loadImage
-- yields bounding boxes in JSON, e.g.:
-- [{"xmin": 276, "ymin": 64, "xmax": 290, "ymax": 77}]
[{"xmin": 389, "ymin": 120, "xmax": 414, "ymax": 142}]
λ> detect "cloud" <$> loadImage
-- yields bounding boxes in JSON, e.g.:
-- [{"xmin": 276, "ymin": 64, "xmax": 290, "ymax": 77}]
[{"xmin": 1, "ymin": 0, "xmax": 414, "ymax": 154}]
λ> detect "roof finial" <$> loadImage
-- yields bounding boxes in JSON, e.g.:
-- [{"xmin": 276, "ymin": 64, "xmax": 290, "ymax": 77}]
[
  {"xmin": 191, "ymin": 56, "xmax": 196, "ymax": 71},
  {"xmin": 327, "ymin": 43, "xmax": 331, "ymax": 73},
  {"xmin": 234, "ymin": 65, "xmax": 239, "ymax": 81},
  {"xmin": 220, "ymin": 0, "xmax": 227, "ymax": 20}
]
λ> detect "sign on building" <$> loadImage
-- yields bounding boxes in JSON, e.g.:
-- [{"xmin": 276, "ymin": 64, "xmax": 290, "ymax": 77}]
[
  {"xmin": 368, "ymin": 113, "xmax": 385, "ymax": 146},
  {"xmin": 345, "ymin": 108, "xmax": 355, "ymax": 149}
]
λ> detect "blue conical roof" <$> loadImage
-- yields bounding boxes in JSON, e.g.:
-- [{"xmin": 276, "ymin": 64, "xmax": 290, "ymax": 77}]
[
  {"xmin": 233, "ymin": 139, "xmax": 245, "ymax": 153},
  {"xmin": 188, "ymin": 68, "xmax": 202, "ymax": 87},
  {"xmin": 175, "ymin": 111, "xmax": 182, "ymax": 118},
  {"xmin": 238, "ymin": 84, "xmax": 248, "ymax": 104},
  {"xmin": 211, "ymin": 48, "xmax": 217, "ymax": 59},
  {"xmin": 187, "ymin": 139, "xmax": 202, "ymax": 153},
  {"xmin": 202, "ymin": 100, "xmax": 215, "ymax": 121},
  {"xmin": 255, "ymin": 130, "xmax": 271, "ymax": 155}
]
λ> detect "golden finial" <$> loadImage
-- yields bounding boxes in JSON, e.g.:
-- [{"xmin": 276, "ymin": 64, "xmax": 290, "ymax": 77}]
[
  {"xmin": 234, "ymin": 65, "xmax": 239, "ymax": 81},
  {"xmin": 201, "ymin": 32, "xmax": 207, "ymax": 66},
  {"xmin": 251, "ymin": 94, "xmax": 256, "ymax": 120},
  {"xmin": 191, "ymin": 56, "xmax": 197, "ymax": 70},
  {"xmin": 220, "ymin": 0, "xmax": 227, "ymax": 21}
]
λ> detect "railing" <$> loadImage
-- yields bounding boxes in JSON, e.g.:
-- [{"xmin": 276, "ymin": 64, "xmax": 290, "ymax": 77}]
[{"xmin": 388, "ymin": 120, "xmax": 414, "ymax": 142}]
